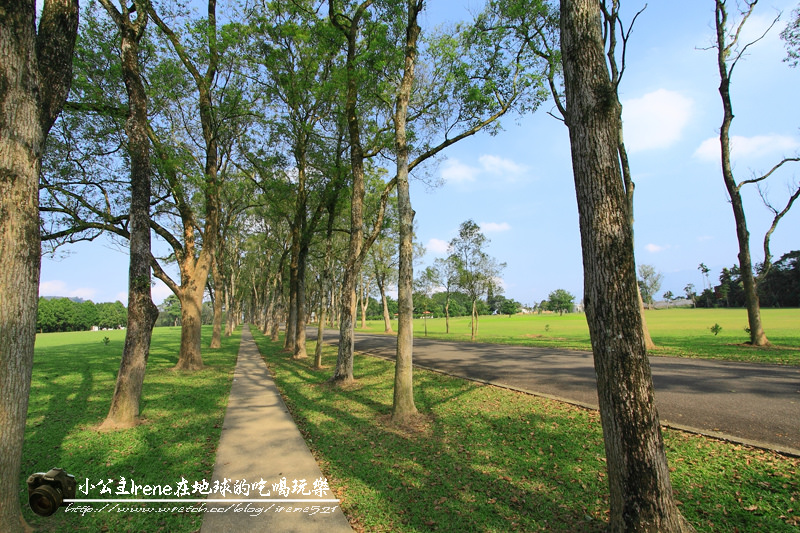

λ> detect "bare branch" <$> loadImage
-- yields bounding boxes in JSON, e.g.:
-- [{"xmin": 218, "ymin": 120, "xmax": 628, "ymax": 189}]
[
  {"xmin": 738, "ymin": 156, "xmax": 800, "ymax": 189},
  {"xmin": 759, "ymin": 181, "xmax": 800, "ymax": 277}
]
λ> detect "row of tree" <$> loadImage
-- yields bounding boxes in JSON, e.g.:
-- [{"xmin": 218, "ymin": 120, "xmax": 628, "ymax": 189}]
[
  {"xmin": 3, "ymin": 1, "xmax": 800, "ymax": 531},
  {"xmin": 36, "ymin": 298, "xmax": 127, "ymax": 333}
]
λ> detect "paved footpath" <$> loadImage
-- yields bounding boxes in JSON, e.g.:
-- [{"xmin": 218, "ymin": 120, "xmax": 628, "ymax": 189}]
[
  {"xmin": 313, "ymin": 329, "xmax": 800, "ymax": 456},
  {"xmin": 201, "ymin": 327, "xmax": 353, "ymax": 533}
]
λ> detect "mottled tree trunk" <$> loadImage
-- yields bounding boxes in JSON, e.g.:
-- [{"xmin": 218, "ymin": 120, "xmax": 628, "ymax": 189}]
[
  {"xmin": 392, "ymin": 0, "xmax": 422, "ymax": 422},
  {"xmin": 293, "ymin": 246, "xmax": 308, "ymax": 359},
  {"xmin": 315, "ymin": 206, "xmax": 336, "ymax": 368},
  {"xmin": 210, "ymin": 254, "xmax": 223, "ymax": 348},
  {"xmin": 560, "ymin": 2, "xmax": 691, "ymax": 531},
  {"xmin": 0, "ymin": 0, "xmax": 78, "ymax": 529},
  {"xmin": 330, "ymin": 3, "xmax": 369, "ymax": 385},
  {"xmin": 101, "ymin": 0, "xmax": 159, "ymax": 429},
  {"xmin": 175, "ymin": 268, "xmax": 206, "ymax": 370},
  {"xmin": 224, "ymin": 288, "xmax": 235, "ymax": 336},
  {"xmin": 333, "ymin": 281, "xmax": 358, "ymax": 383}
]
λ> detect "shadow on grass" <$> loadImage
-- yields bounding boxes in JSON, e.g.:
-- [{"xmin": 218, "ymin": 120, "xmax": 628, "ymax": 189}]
[
  {"xmin": 252, "ymin": 327, "xmax": 609, "ymax": 532},
  {"xmin": 21, "ymin": 326, "xmax": 241, "ymax": 533},
  {"xmin": 252, "ymin": 326, "xmax": 800, "ymax": 533}
]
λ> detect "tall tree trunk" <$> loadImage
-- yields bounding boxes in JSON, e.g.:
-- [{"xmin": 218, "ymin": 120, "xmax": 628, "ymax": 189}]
[
  {"xmin": 285, "ymin": 276, "xmax": 297, "ymax": 351},
  {"xmin": 293, "ymin": 246, "xmax": 309, "ymax": 359},
  {"xmin": 330, "ymin": 2, "xmax": 369, "ymax": 385},
  {"xmin": 315, "ymin": 206, "xmax": 336, "ymax": 368},
  {"xmin": 101, "ymin": 0, "xmax": 159, "ymax": 429},
  {"xmin": 560, "ymin": 2, "xmax": 690, "ymax": 531},
  {"xmin": 392, "ymin": 0, "xmax": 422, "ymax": 422},
  {"xmin": 210, "ymin": 253, "xmax": 223, "ymax": 348},
  {"xmin": 0, "ymin": 0, "xmax": 78, "ymax": 529},
  {"xmin": 224, "ymin": 287, "xmax": 234, "ymax": 336},
  {"xmin": 714, "ymin": 0, "xmax": 768, "ymax": 346}
]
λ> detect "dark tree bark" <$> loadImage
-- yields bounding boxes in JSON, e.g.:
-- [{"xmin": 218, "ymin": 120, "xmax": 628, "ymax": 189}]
[
  {"xmin": 210, "ymin": 253, "xmax": 223, "ymax": 348},
  {"xmin": 100, "ymin": 0, "xmax": 159, "ymax": 429},
  {"xmin": 560, "ymin": 1, "xmax": 691, "ymax": 531},
  {"xmin": 0, "ymin": 0, "xmax": 78, "ymax": 529},
  {"xmin": 329, "ymin": 1, "xmax": 373, "ymax": 384}
]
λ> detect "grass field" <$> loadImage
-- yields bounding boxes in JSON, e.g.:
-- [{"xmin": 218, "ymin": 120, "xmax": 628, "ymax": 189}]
[
  {"xmin": 21, "ymin": 327, "xmax": 241, "ymax": 532},
  {"xmin": 356, "ymin": 308, "xmax": 800, "ymax": 365},
  {"xmin": 252, "ymin": 328, "xmax": 800, "ymax": 532}
]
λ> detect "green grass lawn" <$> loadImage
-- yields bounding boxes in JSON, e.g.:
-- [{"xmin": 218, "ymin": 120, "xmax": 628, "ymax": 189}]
[
  {"xmin": 252, "ymin": 328, "xmax": 800, "ymax": 532},
  {"xmin": 21, "ymin": 326, "xmax": 241, "ymax": 532},
  {"xmin": 356, "ymin": 308, "xmax": 800, "ymax": 365}
]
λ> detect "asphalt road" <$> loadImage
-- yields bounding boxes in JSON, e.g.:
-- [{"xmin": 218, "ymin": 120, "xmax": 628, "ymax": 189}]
[{"xmin": 313, "ymin": 329, "xmax": 800, "ymax": 455}]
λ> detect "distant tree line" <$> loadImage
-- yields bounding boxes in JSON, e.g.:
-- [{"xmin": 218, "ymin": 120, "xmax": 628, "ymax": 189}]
[
  {"xmin": 690, "ymin": 251, "xmax": 799, "ymax": 308},
  {"xmin": 37, "ymin": 298, "xmax": 127, "ymax": 333}
]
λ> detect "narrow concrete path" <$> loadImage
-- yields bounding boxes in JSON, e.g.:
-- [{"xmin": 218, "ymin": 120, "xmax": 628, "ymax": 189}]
[{"xmin": 201, "ymin": 327, "xmax": 353, "ymax": 533}]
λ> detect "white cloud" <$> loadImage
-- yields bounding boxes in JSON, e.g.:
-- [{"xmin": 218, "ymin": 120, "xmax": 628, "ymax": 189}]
[
  {"xmin": 478, "ymin": 154, "xmax": 528, "ymax": 176},
  {"xmin": 39, "ymin": 280, "xmax": 97, "ymax": 300},
  {"xmin": 622, "ymin": 89, "xmax": 693, "ymax": 152},
  {"xmin": 441, "ymin": 158, "xmax": 479, "ymax": 183},
  {"xmin": 694, "ymin": 134, "xmax": 800, "ymax": 162},
  {"xmin": 39, "ymin": 280, "xmax": 67, "ymax": 296},
  {"xmin": 70, "ymin": 287, "xmax": 98, "ymax": 300},
  {"xmin": 480, "ymin": 222, "xmax": 511, "ymax": 233},
  {"xmin": 426, "ymin": 238, "xmax": 450, "ymax": 254},
  {"xmin": 645, "ymin": 243, "xmax": 668, "ymax": 253},
  {"xmin": 441, "ymin": 155, "xmax": 529, "ymax": 184}
]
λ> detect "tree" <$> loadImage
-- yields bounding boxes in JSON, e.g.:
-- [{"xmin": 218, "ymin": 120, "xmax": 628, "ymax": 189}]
[
  {"xmin": 684, "ymin": 283, "xmax": 697, "ymax": 307},
  {"xmin": 97, "ymin": 0, "xmax": 160, "ymax": 430},
  {"xmin": 392, "ymin": 0, "xmax": 424, "ymax": 421},
  {"xmin": 157, "ymin": 294, "xmax": 182, "ymax": 327},
  {"xmin": 328, "ymin": 0, "xmax": 399, "ymax": 384},
  {"xmin": 559, "ymin": 1, "xmax": 690, "ymax": 530},
  {"xmin": 0, "ymin": 0, "xmax": 79, "ymax": 529},
  {"xmin": 448, "ymin": 220, "xmax": 506, "ymax": 341},
  {"xmin": 637, "ymin": 264, "xmax": 663, "ymax": 310},
  {"xmin": 663, "ymin": 290, "xmax": 674, "ymax": 308},
  {"xmin": 485, "ymin": 0, "xmax": 656, "ymax": 350},
  {"xmin": 546, "ymin": 289, "xmax": 575, "ymax": 316},
  {"xmin": 500, "ymin": 297, "xmax": 521, "ymax": 316},
  {"xmin": 146, "ymin": 0, "xmax": 225, "ymax": 369},
  {"xmin": 712, "ymin": 0, "xmax": 800, "ymax": 346},
  {"xmin": 433, "ymin": 256, "xmax": 459, "ymax": 333}
]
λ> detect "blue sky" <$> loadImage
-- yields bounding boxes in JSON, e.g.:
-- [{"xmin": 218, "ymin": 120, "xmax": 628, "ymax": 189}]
[{"xmin": 40, "ymin": 0, "xmax": 800, "ymax": 307}]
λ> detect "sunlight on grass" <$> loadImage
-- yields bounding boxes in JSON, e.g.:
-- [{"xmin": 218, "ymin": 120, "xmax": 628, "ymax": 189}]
[
  {"xmin": 252, "ymin": 327, "xmax": 800, "ymax": 532},
  {"xmin": 22, "ymin": 327, "xmax": 241, "ymax": 532},
  {"xmin": 358, "ymin": 308, "xmax": 800, "ymax": 365}
]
